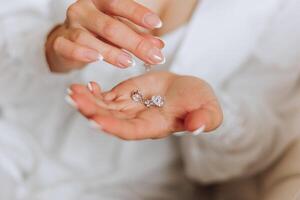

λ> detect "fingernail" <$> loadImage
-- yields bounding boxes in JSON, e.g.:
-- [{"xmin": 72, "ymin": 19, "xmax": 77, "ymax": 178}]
[
  {"xmin": 148, "ymin": 47, "xmax": 165, "ymax": 64},
  {"xmin": 87, "ymin": 82, "xmax": 93, "ymax": 92},
  {"xmin": 153, "ymin": 36, "xmax": 165, "ymax": 47},
  {"xmin": 98, "ymin": 54, "xmax": 104, "ymax": 61},
  {"xmin": 173, "ymin": 132, "xmax": 188, "ymax": 136},
  {"xmin": 144, "ymin": 13, "xmax": 163, "ymax": 28},
  {"xmin": 82, "ymin": 50, "xmax": 99, "ymax": 62},
  {"xmin": 89, "ymin": 120, "xmax": 102, "ymax": 130},
  {"xmin": 64, "ymin": 95, "xmax": 77, "ymax": 108},
  {"xmin": 117, "ymin": 53, "xmax": 135, "ymax": 68},
  {"xmin": 192, "ymin": 125, "xmax": 206, "ymax": 136},
  {"xmin": 67, "ymin": 88, "xmax": 73, "ymax": 95}
]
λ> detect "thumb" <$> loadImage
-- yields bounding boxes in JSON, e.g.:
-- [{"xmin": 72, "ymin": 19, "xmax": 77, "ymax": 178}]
[{"xmin": 184, "ymin": 101, "xmax": 223, "ymax": 134}]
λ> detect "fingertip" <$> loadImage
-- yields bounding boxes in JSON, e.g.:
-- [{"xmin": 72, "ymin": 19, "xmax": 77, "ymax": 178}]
[
  {"xmin": 184, "ymin": 106, "xmax": 223, "ymax": 133},
  {"xmin": 143, "ymin": 13, "xmax": 163, "ymax": 29},
  {"xmin": 87, "ymin": 81, "xmax": 103, "ymax": 97},
  {"xmin": 116, "ymin": 52, "xmax": 135, "ymax": 68},
  {"xmin": 154, "ymin": 37, "xmax": 165, "ymax": 48},
  {"xmin": 184, "ymin": 108, "xmax": 207, "ymax": 132},
  {"xmin": 67, "ymin": 88, "xmax": 73, "ymax": 95},
  {"xmin": 192, "ymin": 125, "xmax": 206, "ymax": 136},
  {"xmin": 147, "ymin": 36, "xmax": 165, "ymax": 49},
  {"xmin": 65, "ymin": 95, "xmax": 78, "ymax": 109},
  {"xmin": 70, "ymin": 84, "xmax": 88, "ymax": 94},
  {"xmin": 92, "ymin": 82, "xmax": 101, "ymax": 91},
  {"xmin": 71, "ymin": 93, "xmax": 98, "ymax": 117},
  {"xmin": 87, "ymin": 82, "xmax": 93, "ymax": 92}
]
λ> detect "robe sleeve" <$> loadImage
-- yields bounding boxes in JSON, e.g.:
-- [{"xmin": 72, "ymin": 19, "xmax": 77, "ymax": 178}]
[
  {"xmin": 179, "ymin": 65, "xmax": 300, "ymax": 183},
  {"xmin": 174, "ymin": 0, "xmax": 300, "ymax": 183},
  {"xmin": 0, "ymin": 0, "xmax": 75, "ymax": 105}
]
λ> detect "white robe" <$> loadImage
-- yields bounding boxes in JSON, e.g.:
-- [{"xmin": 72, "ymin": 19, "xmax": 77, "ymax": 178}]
[{"xmin": 0, "ymin": 0, "xmax": 299, "ymax": 199}]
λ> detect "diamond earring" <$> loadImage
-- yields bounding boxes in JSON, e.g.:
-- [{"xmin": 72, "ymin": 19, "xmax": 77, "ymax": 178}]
[{"xmin": 131, "ymin": 90, "xmax": 165, "ymax": 108}]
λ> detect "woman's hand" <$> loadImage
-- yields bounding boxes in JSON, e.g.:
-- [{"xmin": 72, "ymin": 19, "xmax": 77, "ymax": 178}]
[
  {"xmin": 67, "ymin": 72, "xmax": 223, "ymax": 140},
  {"xmin": 46, "ymin": 0, "xmax": 165, "ymax": 73}
]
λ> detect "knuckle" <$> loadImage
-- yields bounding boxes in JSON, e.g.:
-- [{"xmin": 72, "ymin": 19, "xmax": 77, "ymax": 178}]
[
  {"xmin": 71, "ymin": 29, "xmax": 85, "ymax": 42},
  {"xmin": 130, "ymin": 4, "xmax": 141, "ymax": 18},
  {"xmin": 66, "ymin": 3, "xmax": 81, "ymax": 20},
  {"xmin": 102, "ymin": 19, "xmax": 118, "ymax": 38},
  {"xmin": 105, "ymin": 0, "xmax": 120, "ymax": 11},
  {"xmin": 70, "ymin": 47, "xmax": 80, "ymax": 59},
  {"xmin": 53, "ymin": 37, "xmax": 63, "ymax": 52}
]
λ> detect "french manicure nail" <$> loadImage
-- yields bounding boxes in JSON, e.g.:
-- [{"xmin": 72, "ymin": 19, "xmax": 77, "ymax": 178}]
[
  {"xmin": 153, "ymin": 36, "xmax": 165, "ymax": 47},
  {"xmin": 148, "ymin": 47, "xmax": 165, "ymax": 64},
  {"xmin": 174, "ymin": 132, "xmax": 188, "ymax": 136},
  {"xmin": 117, "ymin": 53, "xmax": 135, "ymax": 68},
  {"xmin": 192, "ymin": 125, "xmax": 206, "ymax": 136},
  {"xmin": 67, "ymin": 88, "xmax": 73, "ymax": 95},
  {"xmin": 144, "ymin": 13, "xmax": 163, "ymax": 28},
  {"xmin": 98, "ymin": 54, "xmax": 104, "ymax": 61},
  {"xmin": 87, "ymin": 82, "xmax": 93, "ymax": 92},
  {"xmin": 64, "ymin": 95, "xmax": 77, "ymax": 108},
  {"xmin": 89, "ymin": 120, "xmax": 102, "ymax": 130},
  {"xmin": 154, "ymin": 36, "xmax": 165, "ymax": 43}
]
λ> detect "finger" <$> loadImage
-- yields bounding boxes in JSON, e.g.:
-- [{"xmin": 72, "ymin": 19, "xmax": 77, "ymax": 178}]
[
  {"xmin": 82, "ymin": 9, "xmax": 165, "ymax": 65},
  {"xmin": 70, "ymin": 84, "xmax": 108, "ymax": 107},
  {"xmin": 69, "ymin": 29, "xmax": 135, "ymax": 68},
  {"xmin": 53, "ymin": 37, "xmax": 100, "ymax": 64},
  {"xmin": 105, "ymin": 99, "xmax": 129, "ymax": 111},
  {"xmin": 184, "ymin": 100, "xmax": 223, "ymax": 133},
  {"xmin": 70, "ymin": 90, "xmax": 112, "ymax": 117},
  {"xmin": 71, "ymin": 93, "xmax": 132, "ymax": 119},
  {"xmin": 103, "ymin": 91, "xmax": 118, "ymax": 101},
  {"xmin": 91, "ymin": 108, "xmax": 172, "ymax": 140},
  {"xmin": 142, "ymin": 34, "xmax": 165, "ymax": 49},
  {"xmin": 96, "ymin": 0, "xmax": 162, "ymax": 29},
  {"xmin": 91, "ymin": 115, "xmax": 148, "ymax": 140},
  {"xmin": 69, "ymin": 93, "xmax": 98, "ymax": 117},
  {"xmin": 117, "ymin": 18, "xmax": 165, "ymax": 49},
  {"xmin": 70, "ymin": 84, "xmax": 93, "ymax": 94},
  {"xmin": 105, "ymin": 99, "xmax": 145, "ymax": 113},
  {"xmin": 87, "ymin": 81, "xmax": 102, "ymax": 98}
]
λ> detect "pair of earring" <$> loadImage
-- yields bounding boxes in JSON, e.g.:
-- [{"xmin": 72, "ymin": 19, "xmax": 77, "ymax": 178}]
[{"xmin": 131, "ymin": 90, "xmax": 165, "ymax": 108}]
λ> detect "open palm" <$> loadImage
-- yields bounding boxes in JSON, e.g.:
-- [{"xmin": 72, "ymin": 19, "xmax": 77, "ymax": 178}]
[{"xmin": 69, "ymin": 71, "xmax": 223, "ymax": 140}]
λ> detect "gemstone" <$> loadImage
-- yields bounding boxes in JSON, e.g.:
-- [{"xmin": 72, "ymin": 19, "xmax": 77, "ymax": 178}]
[
  {"xmin": 131, "ymin": 90, "xmax": 143, "ymax": 103},
  {"xmin": 144, "ymin": 99, "xmax": 153, "ymax": 108},
  {"xmin": 151, "ymin": 95, "xmax": 164, "ymax": 107}
]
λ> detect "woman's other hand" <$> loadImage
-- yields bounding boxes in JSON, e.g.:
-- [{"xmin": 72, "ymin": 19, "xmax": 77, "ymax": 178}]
[
  {"xmin": 46, "ymin": 0, "xmax": 165, "ymax": 73},
  {"xmin": 67, "ymin": 72, "xmax": 223, "ymax": 140}
]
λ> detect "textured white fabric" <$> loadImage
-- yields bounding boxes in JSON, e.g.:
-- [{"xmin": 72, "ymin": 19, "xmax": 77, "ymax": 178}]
[
  {"xmin": 172, "ymin": 0, "xmax": 300, "ymax": 183},
  {"xmin": 0, "ymin": 0, "xmax": 299, "ymax": 199}
]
